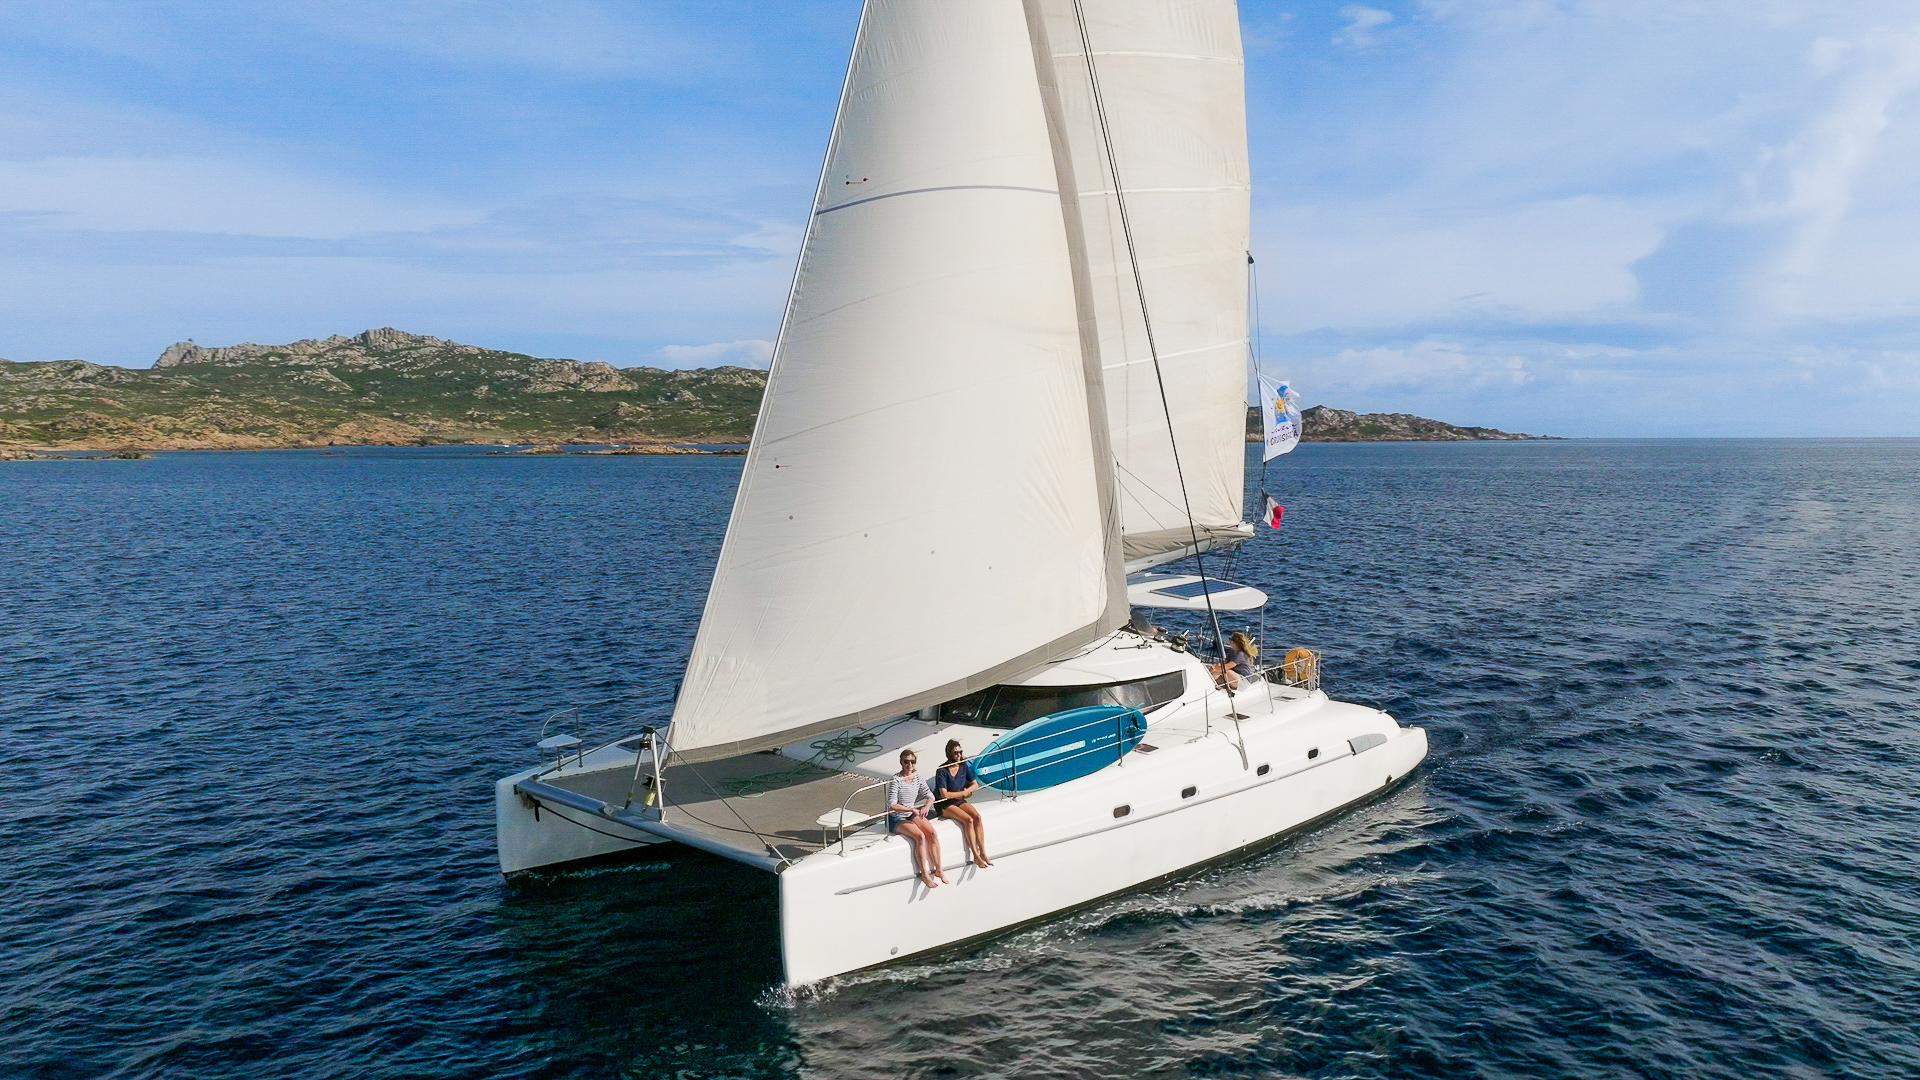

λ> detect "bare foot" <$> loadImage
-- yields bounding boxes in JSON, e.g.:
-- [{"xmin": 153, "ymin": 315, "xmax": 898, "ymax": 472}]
[
  {"xmin": 920, "ymin": 875, "xmax": 939, "ymax": 888},
  {"xmin": 975, "ymin": 856, "xmax": 991, "ymax": 868},
  {"xmin": 935, "ymin": 870, "xmax": 950, "ymax": 883}
]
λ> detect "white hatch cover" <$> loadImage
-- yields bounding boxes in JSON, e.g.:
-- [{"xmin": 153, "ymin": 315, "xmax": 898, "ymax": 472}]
[{"xmin": 1126, "ymin": 573, "xmax": 1267, "ymax": 612}]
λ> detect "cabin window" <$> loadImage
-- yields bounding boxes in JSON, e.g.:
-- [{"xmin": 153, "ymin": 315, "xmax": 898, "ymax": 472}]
[
  {"xmin": 1181, "ymin": 785, "xmax": 1197, "ymax": 799},
  {"xmin": 935, "ymin": 671, "xmax": 1186, "ymax": 730},
  {"xmin": 1113, "ymin": 805, "xmax": 1131, "ymax": 818},
  {"xmin": 1307, "ymin": 747, "xmax": 1320, "ymax": 760},
  {"xmin": 1256, "ymin": 764, "xmax": 1270, "ymax": 776}
]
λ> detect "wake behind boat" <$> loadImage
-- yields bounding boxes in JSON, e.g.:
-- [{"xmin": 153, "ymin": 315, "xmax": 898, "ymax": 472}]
[{"xmin": 494, "ymin": 0, "xmax": 1427, "ymax": 986}]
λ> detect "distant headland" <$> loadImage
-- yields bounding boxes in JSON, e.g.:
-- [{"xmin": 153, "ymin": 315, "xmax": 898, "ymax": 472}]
[
  {"xmin": 1246, "ymin": 404, "xmax": 1558, "ymax": 443},
  {"xmin": 2, "ymin": 328, "xmax": 1556, "ymax": 452}
]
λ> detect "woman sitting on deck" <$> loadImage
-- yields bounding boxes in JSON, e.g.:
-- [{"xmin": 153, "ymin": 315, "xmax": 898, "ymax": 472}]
[
  {"xmin": 887, "ymin": 750, "xmax": 947, "ymax": 889},
  {"xmin": 934, "ymin": 739, "xmax": 991, "ymax": 868},
  {"xmin": 1208, "ymin": 631, "xmax": 1260, "ymax": 690}
]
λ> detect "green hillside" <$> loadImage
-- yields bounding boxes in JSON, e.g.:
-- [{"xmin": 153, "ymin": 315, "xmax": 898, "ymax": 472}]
[{"xmin": 0, "ymin": 328, "xmax": 766, "ymax": 450}]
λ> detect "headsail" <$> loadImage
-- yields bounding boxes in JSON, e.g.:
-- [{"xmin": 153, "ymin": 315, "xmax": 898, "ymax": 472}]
[
  {"xmin": 668, "ymin": 0, "xmax": 1125, "ymax": 760},
  {"xmin": 1039, "ymin": 0, "xmax": 1254, "ymax": 569}
]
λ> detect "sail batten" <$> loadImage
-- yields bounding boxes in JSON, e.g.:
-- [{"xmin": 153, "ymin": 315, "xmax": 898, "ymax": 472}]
[{"xmin": 668, "ymin": 0, "xmax": 1123, "ymax": 759}]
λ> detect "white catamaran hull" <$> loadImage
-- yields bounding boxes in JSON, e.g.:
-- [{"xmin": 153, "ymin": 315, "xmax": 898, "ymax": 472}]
[
  {"xmin": 779, "ymin": 697, "xmax": 1425, "ymax": 984},
  {"xmin": 498, "ymin": 646, "xmax": 1428, "ymax": 986},
  {"xmin": 496, "ymin": 740, "xmax": 665, "ymax": 875}
]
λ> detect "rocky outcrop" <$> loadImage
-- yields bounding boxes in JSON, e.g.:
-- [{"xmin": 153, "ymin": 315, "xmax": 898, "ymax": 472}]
[
  {"xmin": 1302, "ymin": 405, "xmax": 1552, "ymax": 441},
  {"xmin": 1246, "ymin": 404, "xmax": 1555, "ymax": 442},
  {"xmin": 155, "ymin": 328, "xmax": 486, "ymax": 368},
  {"xmin": 153, "ymin": 328, "xmax": 633, "ymax": 393},
  {"xmin": 523, "ymin": 359, "xmax": 632, "ymax": 393}
]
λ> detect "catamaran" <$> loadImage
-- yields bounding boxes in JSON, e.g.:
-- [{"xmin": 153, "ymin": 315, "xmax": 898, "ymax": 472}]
[{"xmin": 495, "ymin": 0, "xmax": 1427, "ymax": 986}]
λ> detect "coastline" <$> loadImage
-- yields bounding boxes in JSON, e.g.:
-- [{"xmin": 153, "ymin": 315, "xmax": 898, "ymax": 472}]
[{"xmin": 1, "ymin": 438, "xmax": 746, "ymax": 457}]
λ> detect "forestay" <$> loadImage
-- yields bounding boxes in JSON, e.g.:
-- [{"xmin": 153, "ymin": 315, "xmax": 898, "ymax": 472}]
[
  {"xmin": 669, "ymin": 0, "xmax": 1125, "ymax": 760},
  {"xmin": 1038, "ymin": 0, "xmax": 1253, "ymax": 567}
]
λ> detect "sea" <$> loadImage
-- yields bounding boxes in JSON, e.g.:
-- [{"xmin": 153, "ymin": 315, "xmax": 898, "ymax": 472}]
[{"xmin": 2, "ymin": 440, "xmax": 1916, "ymax": 1079}]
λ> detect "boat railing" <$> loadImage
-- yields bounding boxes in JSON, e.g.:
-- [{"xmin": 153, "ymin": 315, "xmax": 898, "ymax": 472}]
[
  {"xmin": 826, "ymin": 708, "xmax": 1144, "ymax": 853},
  {"xmin": 1257, "ymin": 648, "xmax": 1321, "ymax": 693}
]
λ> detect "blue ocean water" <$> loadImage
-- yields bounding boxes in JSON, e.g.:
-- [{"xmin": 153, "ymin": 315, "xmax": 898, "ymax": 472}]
[{"xmin": 3, "ymin": 441, "xmax": 1916, "ymax": 1079}]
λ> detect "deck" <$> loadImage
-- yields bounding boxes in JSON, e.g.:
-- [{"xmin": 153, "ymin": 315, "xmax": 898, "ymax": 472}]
[{"xmin": 535, "ymin": 750, "xmax": 887, "ymax": 866}]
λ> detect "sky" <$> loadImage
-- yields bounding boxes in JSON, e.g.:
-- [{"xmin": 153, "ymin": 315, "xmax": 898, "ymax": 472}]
[{"xmin": 3, "ymin": 1, "xmax": 1919, "ymax": 436}]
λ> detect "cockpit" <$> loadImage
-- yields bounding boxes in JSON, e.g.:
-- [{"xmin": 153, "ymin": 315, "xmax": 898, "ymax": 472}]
[{"xmin": 932, "ymin": 670, "xmax": 1187, "ymax": 730}]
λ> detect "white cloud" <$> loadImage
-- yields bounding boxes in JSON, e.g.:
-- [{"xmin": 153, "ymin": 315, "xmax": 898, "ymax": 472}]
[
  {"xmin": 1264, "ymin": 197, "xmax": 1661, "ymax": 332},
  {"xmin": 655, "ymin": 339, "xmax": 775, "ymax": 369},
  {"xmin": 1757, "ymin": 28, "xmax": 1920, "ymax": 312},
  {"xmin": 0, "ymin": 156, "xmax": 476, "ymax": 237},
  {"xmin": 1334, "ymin": 6, "xmax": 1394, "ymax": 48},
  {"xmin": 0, "ymin": 0, "xmax": 709, "ymax": 79},
  {"xmin": 281, "ymin": 1, "xmax": 708, "ymax": 78},
  {"xmin": 1273, "ymin": 332, "xmax": 1920, "ymax": 437},
  {"xmin": 1294, "ymin": 339, "xmax": 1535, "ymax": 393}
]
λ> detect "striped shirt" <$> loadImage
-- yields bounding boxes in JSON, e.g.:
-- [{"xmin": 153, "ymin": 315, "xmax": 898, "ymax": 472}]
[{"xmin": 886, "ymin": 775, "xmax": 932, "ymax": 812}]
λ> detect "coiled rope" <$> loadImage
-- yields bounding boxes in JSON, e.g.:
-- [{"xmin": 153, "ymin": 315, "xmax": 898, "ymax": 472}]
[{"xmin": 721, "ymin": 724, "xmax": 899, "ymax": 798}]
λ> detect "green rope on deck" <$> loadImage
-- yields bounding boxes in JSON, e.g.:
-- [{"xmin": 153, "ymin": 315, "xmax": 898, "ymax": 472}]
[
  {"xmin": 807, "ymin": 729, "xmax": 884, "ymax": 765},
  {"xmin": 723, "ymin": 764, "xmax": 817, "ymax": 798},
  {"xmin": 719, "ymin": 728, "xmax": 890, "ymax": 798}
]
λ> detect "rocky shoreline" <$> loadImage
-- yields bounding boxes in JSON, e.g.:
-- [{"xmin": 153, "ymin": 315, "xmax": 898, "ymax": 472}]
[{"xmin": 1246, "ymin": 404, "xmax": 1557, "ymax": 442}]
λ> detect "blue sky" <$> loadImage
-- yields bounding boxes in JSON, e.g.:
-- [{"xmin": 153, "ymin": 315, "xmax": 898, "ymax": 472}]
[{"xmin": 2, "ymin": 1, "xmax": 1918, "ymax": 436}]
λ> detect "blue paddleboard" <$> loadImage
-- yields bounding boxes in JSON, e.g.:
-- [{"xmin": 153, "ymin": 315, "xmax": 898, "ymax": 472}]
[{"xmin": 973, "ymin": 705, "xmax": 1147, "ymax": 794}]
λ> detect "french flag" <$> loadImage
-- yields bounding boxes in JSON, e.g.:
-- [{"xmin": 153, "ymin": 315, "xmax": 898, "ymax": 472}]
[{"xmin": 1264, "ymin": 495, "xmax": 1284, "ymax": 529}]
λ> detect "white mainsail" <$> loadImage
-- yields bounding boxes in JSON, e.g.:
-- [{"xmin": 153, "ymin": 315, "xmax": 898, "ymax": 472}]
[
  {"xmin": 1040, "ymin": 0, "xmax": 1253, "ymax": 567},
  {"xmin": 668, "ymin": 0, "xmax": 1125, "ymax": 760}
]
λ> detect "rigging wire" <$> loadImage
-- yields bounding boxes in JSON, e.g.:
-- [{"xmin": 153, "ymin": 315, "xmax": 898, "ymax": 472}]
[
  {"xmin": 1068, "ymin": 0, "xmax": 1232, "ymax": 675},
  {"xmin": 1250, "ymin": 251, "xmax": 1269, "ymax": 504},
  {"xmin": 661, "ymin": 741, "xmax": 787, "ymax": 860}
]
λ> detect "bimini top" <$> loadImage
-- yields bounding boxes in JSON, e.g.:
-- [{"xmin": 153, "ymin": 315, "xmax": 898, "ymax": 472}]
[
  {"xmin": 1125, "ymin": 572, "xmax": 1267, "ymax": 612},
  {"xmin": 1001, "ymin": 633, "xmax": 1193, "ymax": 688}
]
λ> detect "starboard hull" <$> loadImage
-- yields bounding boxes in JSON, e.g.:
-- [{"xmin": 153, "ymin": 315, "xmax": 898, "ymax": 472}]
[{"xmin": 778, "ymin": 704, "xmax": 1427, "ymax": 985}]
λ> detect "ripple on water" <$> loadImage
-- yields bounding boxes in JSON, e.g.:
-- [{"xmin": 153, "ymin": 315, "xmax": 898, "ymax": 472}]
[{"xmin": 3, "ymin": 441, "xmax": 1919, "ymax": 1078}]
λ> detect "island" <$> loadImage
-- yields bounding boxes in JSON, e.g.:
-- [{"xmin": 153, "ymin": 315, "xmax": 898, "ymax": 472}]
[{"xmin": 0, "ymin": 328, "xmax": 762, "ymax": 452}]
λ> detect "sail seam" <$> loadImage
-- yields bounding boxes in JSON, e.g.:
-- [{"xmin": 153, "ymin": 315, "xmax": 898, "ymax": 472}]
[
  {"xmin": 1078, "ymin": 185, "xmax": 1248, "ymax": 197},
  {"xmin": 816, "ymin": 184, "xmax": 1058, "ymax": 215},
  {"xmin": 1053, "ymin": 51, "xmax": 1242, "ymax": 64},
  {"xmin": 1104, "ymin": 338, "xmax": 1242, "ymax": 368}
]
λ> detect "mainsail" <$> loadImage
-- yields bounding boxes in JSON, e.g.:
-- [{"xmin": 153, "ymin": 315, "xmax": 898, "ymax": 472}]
[
  {"xmin": 1039, "ymin": 0, "xmax": 1254, "ymax": 568},
  {"xmin": 668, "ymin": 0, "xmax": 1126, "ymax": 759}
]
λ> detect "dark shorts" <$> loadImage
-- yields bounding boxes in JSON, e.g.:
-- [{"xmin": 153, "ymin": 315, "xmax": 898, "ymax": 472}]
[{"xmin": 933, "ymin": 797, "xmax": 968, "ymax": 816}]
